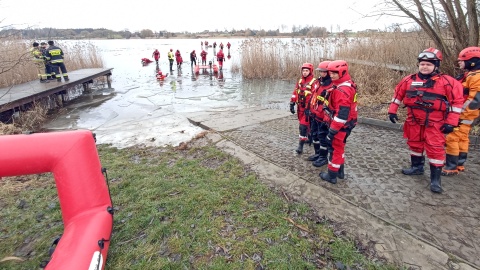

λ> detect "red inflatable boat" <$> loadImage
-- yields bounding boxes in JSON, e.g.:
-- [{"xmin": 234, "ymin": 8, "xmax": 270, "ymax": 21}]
[
  {"xmin": 194, "ymin": 64, "xmax": 219, "ymax": 74},
  {"xmin": 0, "ymin": 130, "xmax": 114, "ymax": 270}
]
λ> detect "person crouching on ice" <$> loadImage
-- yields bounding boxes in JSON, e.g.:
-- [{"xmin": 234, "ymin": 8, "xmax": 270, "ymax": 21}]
[
  {"xmin": 290, "ymin": 63, "xmax": 318, "ymax": 154},
  {"xmin": 156, "ymin": 71, "xmax": 168, "ymax": 80}
]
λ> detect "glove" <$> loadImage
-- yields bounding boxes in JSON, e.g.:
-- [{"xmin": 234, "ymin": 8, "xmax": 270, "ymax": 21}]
[
  {"xmin": 326, "ymin": 131, "xmax": 335, "ymax": 148},
  {"xmin": 388, "ymin": 113, "xmax": 399, "ymax": 123},
  {"xmin": 304, "ymin": 109, "xmax": 311, "ymax": 118},
  {"xmin": 440, "ymin": 124, "xmax": 455, "ymax": 134},
  {"xmin": 290, "ymin": 102, "xmax": 295, "ymax": 114}
]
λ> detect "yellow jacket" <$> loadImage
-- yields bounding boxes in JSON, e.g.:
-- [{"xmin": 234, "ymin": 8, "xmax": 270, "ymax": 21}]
[{"xmin": 168, "ymin": 51, "xmax": 174, "ymax": 60}]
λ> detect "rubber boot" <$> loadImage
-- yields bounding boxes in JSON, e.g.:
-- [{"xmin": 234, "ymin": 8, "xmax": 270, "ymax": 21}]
[
  {"xmin": 402, "ymin": 155, "xmax": 425, "ymax": 175},
  {"xmin": 312, "ymin": 148, "xmax": 328, "ymax": 167},
  {"xmin": 296, "ymin": 141, "xmax": 305, "ymax": 154},
  {"xmin": 40, "ymin": 79, "xmax": 49, "ymax": 83},
  {"xmin": 338, "ymin": 164, "xmax": 345, "ymax": 179},
  {"xmin": 64, "ymin": 75, "xmax": 69, "ymax": 82},
  {"xmin": 307, "ymin": 143, "xmax": 320, "ymax": 161},
  {"xmin": 430, "ymin": 165, "xmax": 443, "ymax": 193},
  {"xmin": 441, "ymin": 154, "xmax": 459, "ymax": 176},
  {"xmin": 457, "ymin": 152, "xmax": 467, "ymax": 172},
  {"xmin": 320, "ymin": 169, "xmax": 337, "ymax": 184}
]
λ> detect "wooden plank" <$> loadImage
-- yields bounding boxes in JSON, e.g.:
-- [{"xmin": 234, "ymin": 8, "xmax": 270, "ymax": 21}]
[{"xmin": 0, "ymin": 68, "xmax": 113, "ymax": 113}]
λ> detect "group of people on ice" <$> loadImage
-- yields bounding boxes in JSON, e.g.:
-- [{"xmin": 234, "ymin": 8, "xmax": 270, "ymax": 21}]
[
  {"xmin": 291, "ymin": 46, "xmax": 480, "ymax": 194},
  {"xmin": 144, "ymin": 41, "xmax": 232, "ymax": 77}
]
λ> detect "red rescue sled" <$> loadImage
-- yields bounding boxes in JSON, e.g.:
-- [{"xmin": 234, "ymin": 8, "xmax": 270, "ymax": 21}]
[
  {"xmin": 194, "ymin": 64, "xmax": 218, "ymax": 74},
  {"xmin": 0, "ymin": 130, "xmax": 114, "ymax": 270}
]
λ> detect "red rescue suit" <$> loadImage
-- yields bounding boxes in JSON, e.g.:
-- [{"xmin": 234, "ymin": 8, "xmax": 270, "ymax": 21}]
[
  {"xmin": 152, "ymin": 50, "xmax": 160, "ymax": 61},
  {"xmin": 323, "ymin": 74, "xmax": 357, "ymax": 172},
  {"xmin": 175, "ymin": 50, "xmax": 183, "ymax": 65},
  {"xmin": 388, "ymin": 73, "xmax": 464, "ymax": 166},
  {"xmin": 217, "ymin": 50, "xmax": 225, "ymax": 68},
  {"xmin": 291, "ymin": 73, "xmax": 317, "ymax": 140},
  {"xmin": 227, "ymin": 42, "xmax": 231, "ymax": 49}
]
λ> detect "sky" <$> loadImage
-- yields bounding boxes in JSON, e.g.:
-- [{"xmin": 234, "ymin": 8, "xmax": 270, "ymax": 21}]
[{"xmin": 1, "ymin": 0, "xmax": 410, "ymax": 33}]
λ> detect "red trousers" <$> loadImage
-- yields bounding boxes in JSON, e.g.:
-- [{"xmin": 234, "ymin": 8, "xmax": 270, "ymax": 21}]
[
  {"xmin": 403, "ymin": 121, "xmax": 445, "ymax": 166},
  {"xmin": 328, "ymin": 130, "xmax": 348, "ymax": 172}
]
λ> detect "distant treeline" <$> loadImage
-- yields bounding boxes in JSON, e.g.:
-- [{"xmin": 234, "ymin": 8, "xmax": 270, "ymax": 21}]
[{"xmin": 0, "ymin": 26, "xmax": 358, "ymax": 40}]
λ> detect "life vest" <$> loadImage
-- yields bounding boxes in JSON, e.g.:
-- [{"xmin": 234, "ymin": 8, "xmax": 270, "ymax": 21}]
[{"xmin": 295, "ymin": 77, "xmax": 316, "ymax": 108}]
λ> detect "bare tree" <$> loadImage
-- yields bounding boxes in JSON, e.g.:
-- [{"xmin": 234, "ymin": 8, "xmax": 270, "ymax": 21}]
[{"xmin": 381, "ymin": 0, "xmax": 479, "ymax": 70}]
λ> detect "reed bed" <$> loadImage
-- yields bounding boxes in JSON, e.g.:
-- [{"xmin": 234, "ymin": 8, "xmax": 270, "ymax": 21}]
[
  {"xmin": 0, "ymin": 38, "xmax": 103, "ymax": 133},
  {"xmin": 0, "ymin": 39, "xmax": 103, "ymax": 89},
  {"xmin": 238, "ymin": 34, "xmax": 449, "ymax": 120}
]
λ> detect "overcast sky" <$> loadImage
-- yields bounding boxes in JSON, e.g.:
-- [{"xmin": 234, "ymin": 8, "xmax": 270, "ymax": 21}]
[{"xmin": 1, "ymin": 0, "xmax": 409, "ymax": 32}]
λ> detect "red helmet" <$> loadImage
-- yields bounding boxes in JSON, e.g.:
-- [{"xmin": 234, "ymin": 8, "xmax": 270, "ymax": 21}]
[
  {"xmin": 418, "ymin": 47, "xmax": 443, "ymax": 61},
  {"xmin": 327, "ymin": 60, "xmax": 348, "ymax": 77},
  {"xmin": 457, "ymin": 47, "xmax": 480, "ymax": 61},
  {"xmin": 316, "ymin": 61, "xmax": 331, "ymax": 71},
  {"xmin": 301, "ymin": 63, "xmax": 314, "ymax": 73}
]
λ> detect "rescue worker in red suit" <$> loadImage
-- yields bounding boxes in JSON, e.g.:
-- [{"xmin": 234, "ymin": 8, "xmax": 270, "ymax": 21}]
[
  {"xmin": 319, "ymin": 60, "xmax": 357, "ymax": 184},
  {"xmin": 213, "ymin": 42, "xmax": 217, "ymax": 49},
  {"xmin": 175, "ymin": 50, "xmax": 183, "ymax": 69},
  {"xmin": 227, "ymin": 42, "xmax": 231, "ymax": 50},
  {"xmin": 290, "ymin": 63, "xmax": 318, "ymax": 154},
  {"xmin": 200, "ymin": 49, "xmax": 208, "ymax": 66},
  {"xmin": 156, "ymin": 70, "xmax": 168, "ymax": 80},
  {"xmin": 152, "ymin": 49, "xmax": 160, "ymax": 64},
  {"xmin": 442, "ymin": 47, "xmax": 480, "ymax": 176},
  {"xmin": 220, "ymin": 42, "xmax": 224, "ymax": 50},
  {"xmin": 309, "ymin": 61, "xmax": 333, "ymax": 167},
  {"xmin": 388, "ymin": 47, "xmax": 463, "ymax": 193},
  {"xmin": 217, "ymin": 49, "xmax": 225, "ymax": 70}
]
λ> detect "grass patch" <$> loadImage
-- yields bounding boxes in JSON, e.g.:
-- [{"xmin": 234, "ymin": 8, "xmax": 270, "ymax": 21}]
[{"xmin": 1, "ymin": 144, "xmax": 401, "ymax": 269}]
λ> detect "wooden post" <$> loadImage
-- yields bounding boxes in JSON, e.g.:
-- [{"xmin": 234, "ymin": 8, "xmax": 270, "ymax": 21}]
[
  {"xmin": 106, "ymin": 75, "xmax": 112, "ymax": 88},
  {"xmin": 83, "ymin": 82, "xmax": 91, "ymax": 93}
]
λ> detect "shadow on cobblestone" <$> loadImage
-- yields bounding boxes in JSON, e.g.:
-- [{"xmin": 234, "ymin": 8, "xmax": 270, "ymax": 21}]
[{"xmin": 222, "ymin": 115, "xmax": 480, "ymax": 267}]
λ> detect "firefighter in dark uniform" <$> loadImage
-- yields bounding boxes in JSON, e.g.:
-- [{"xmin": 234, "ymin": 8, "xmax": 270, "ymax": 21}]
[
  {"xmin": 40, "ymin": 42, "xmax": 54, "ymax": 80},
  {"xmin": 46, "ymin": 40, "xmax": 69, "ymax": 82}
]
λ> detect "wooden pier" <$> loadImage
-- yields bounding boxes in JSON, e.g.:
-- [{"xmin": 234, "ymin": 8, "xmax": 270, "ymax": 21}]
[{"xmin": 0, "ymin": 68, "xmax": 113, "ymax": 115}]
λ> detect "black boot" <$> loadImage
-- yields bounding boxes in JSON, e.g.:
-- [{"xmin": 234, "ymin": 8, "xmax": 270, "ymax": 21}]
[
  {"xmin": 312, "ymin": 148, "xmax": 328, "ymax": 167},
  {"xmin": 307, "ymin": 143, "xmax": 320, "ymax": 161},
  {"xmin": 430, "ymin": 165, "xmax": 443, "ymax": 193},
  {"xmin": 441, "ymin": 154, "xmax": 459, "ymax": 176},
  {"xmin": 296, "ymin": 141, "xmax": 305, "ymax": 154},
  {"xmin": 296, "ymin": 125, "xmax": 308, "ymax": 154},
  {"xmin": 320, "ymin": 169, "xmax": 337, "ymax": 184},
  {"xmin": 402, "ymin": 156, "xmax": 425, "ymax": 175},
  {"xmin": 338, "ymin": 164, "xmax": 345, "ymax": 179},
  {"xmin": 457, "ymin": 152, "xmax": 467, "ymax": 172}
]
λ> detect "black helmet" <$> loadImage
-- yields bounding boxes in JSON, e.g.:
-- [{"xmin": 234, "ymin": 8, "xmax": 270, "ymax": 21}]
[
  {"xmin": 32, "ymin": 42, "xmax": 39, "ymax": 47},
  {"xmin": 48, "ymin": 40, "xmax": 54, "ymax": 45}
]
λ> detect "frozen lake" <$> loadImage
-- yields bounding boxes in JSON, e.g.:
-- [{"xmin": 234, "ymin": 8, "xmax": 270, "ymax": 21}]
[{"xmin": 43, "ymin": 39, "xmax": 293, "ymax": 148}]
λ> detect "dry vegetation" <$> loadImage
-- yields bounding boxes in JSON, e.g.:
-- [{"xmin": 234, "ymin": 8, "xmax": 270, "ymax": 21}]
[
  {"xmin": 0, "ymin": 39, "xmax": 103, "ymax": 88},
  {"xmin": 238, "ymin": 33, "xmax": 465, "ymax": 120},
  {"xmin": 0, "ymin": 38, "xmax": 104, "ymax": 134}
]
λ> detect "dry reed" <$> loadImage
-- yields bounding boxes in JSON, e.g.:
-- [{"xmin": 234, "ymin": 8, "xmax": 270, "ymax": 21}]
[
  {"xmin": 238, "ymin": 33, "xmax": 457, "ymax": 121},
  {"xmin": 0, "ymin": 38, "xmax": 103, "ymax": 132},
  {"xmin": 0, "ymin": 39, "xmax": 103, "ymax": 88}
]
